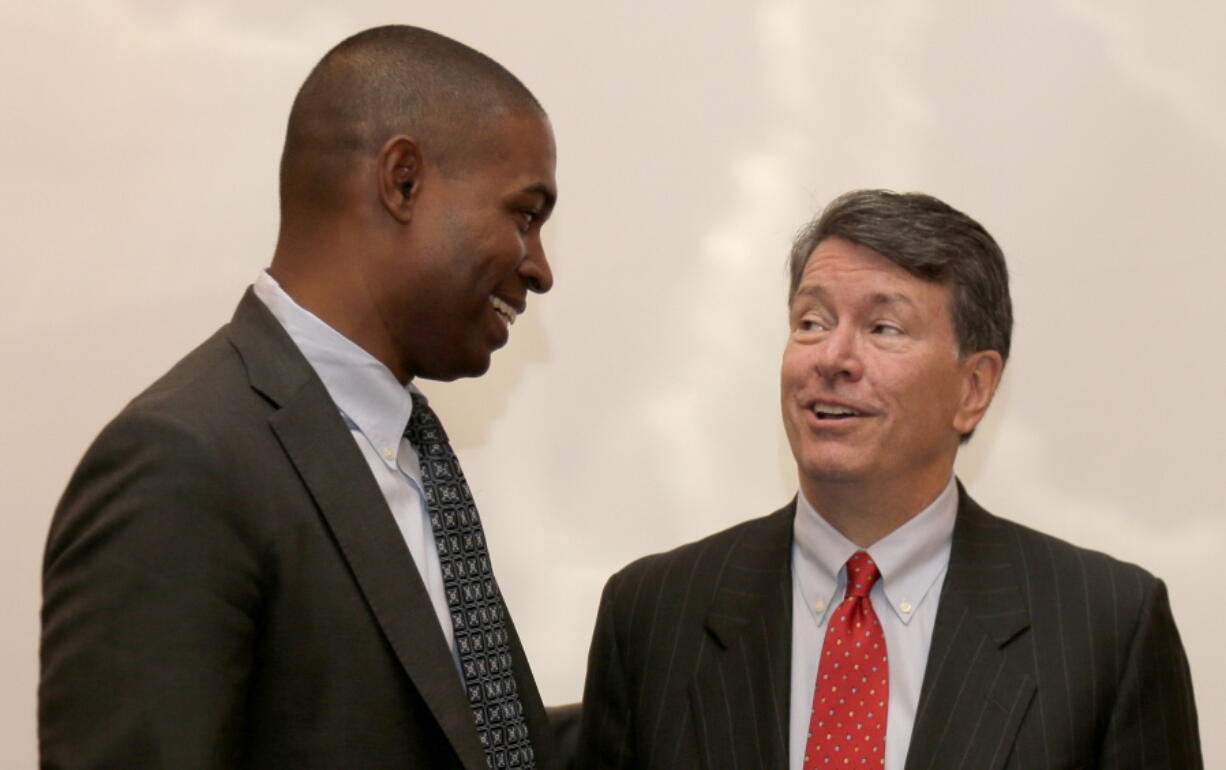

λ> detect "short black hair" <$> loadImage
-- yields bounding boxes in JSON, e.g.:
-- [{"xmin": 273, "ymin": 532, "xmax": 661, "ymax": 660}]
[{"xmin": 279, "ymin": 25, "xmax": 545, "ymax": 212}]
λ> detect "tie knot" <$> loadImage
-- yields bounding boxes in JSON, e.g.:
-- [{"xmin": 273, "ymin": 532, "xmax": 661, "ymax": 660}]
[
  {"xmin": 405, "ymin": 391, "xmax": 449, "ymax": 447},
  {"xmin": 844, "ymin": 551, "xmax": 880, "ymax": 599}
]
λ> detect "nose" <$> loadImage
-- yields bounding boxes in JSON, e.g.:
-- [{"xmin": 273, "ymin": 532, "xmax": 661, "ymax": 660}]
[
  {"xmin": 520, "ymin": 240, "xmax": 554, "ymax": 294},
  {"xmin": 814, "ymin": 326, "xmax": 863, "ymax": 382}
]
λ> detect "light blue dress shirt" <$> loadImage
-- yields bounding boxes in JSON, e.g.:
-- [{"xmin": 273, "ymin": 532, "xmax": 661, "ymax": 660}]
[
  {"xmin": 788, "ymin": 475, "xmax": 958, "ymax": 770},
  {"xmin": 252, "ymin": 271, "xmax": 457, "ymax": 658}
]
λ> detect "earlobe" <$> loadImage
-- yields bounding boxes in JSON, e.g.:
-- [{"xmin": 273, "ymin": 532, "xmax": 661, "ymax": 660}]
[
  {"xmin": 953, "ymin": 350, "xmax": 1004, "ymax": 435},
  {"xmin": 378, "ymin": 135, "xmax": 422, "ymax": 224}
]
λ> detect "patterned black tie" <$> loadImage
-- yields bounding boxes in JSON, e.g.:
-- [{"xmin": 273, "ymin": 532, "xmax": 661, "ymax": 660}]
[{"xmin": 404, "ymin": 392, "xmax": 535, "ymax": 769}]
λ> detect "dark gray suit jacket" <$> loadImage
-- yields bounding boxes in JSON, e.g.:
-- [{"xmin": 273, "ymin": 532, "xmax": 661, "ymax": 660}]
[
  {"xmin": 578, "ymin": 490, "xmax": 1200, "ymax": 769},
  {"xmin": 41, "ymin": 290, "xmax": 557, "ymax": 769}
]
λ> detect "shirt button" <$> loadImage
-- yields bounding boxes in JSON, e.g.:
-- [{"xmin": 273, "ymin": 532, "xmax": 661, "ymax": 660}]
[
  {"xmin": 383, "ymin": 448, "xmax": 395, "ymax": 460},
  {"xmin": 814, "ymin": 601, "xmax": 826, "ymax": 613},
  {"xmin": 899, "ymin": 601, "xmax": 913, "ymax": 614}
]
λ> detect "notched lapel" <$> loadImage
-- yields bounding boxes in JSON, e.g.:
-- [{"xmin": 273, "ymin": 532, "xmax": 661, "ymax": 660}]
[
  {"xmin": 227, "ymin": 292, "xmax": 487, "ymax": 770},
  {"xmin": 690, "ymin": 506, "xmax": 794, "ymax": 770},
  {"xmin": 906, "ymin": 492, "xmax": 1034, "ymax": 770}
]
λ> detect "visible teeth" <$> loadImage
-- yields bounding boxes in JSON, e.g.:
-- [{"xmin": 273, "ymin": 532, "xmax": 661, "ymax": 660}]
[
  {"xmin": 814, "ymin": 404, "xmax": 859, "ymax": 417},
  {"xmin": 490, "ymin": 296, "xmax": 517, "ymax": 325}
]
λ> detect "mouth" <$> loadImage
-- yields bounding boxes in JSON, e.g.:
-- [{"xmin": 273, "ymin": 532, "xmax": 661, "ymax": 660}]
[
  {"xmin": 489, "ymin": 295, "xmax": 519, "ymax": 326},
  {"xmin": 810, "ymin": 401, "xmax": 868, "ymax": 421}
]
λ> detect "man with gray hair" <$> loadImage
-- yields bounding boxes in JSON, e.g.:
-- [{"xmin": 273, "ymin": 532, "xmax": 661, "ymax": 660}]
[
  {"xmin": 42, "ymin": 26, "xmax": 559, "ymax": 769},
  {"xmin": 579, "ymin": 189, "xmax": 1201, "ymax": 768}
]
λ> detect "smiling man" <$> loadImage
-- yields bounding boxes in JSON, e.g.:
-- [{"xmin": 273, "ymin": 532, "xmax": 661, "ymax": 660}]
[
  {"xmin": 579, "ymin": 190, "xmax": 1201, "ymax": 769},
  {"xmin": 42, "ymin": 26, "xmax": 559, "ymax": 769}
]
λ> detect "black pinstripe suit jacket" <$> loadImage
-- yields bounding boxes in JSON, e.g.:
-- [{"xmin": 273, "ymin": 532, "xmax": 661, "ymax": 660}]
[{"xmin": 578, "ymin": 489, "xmax": 1201, "ymax": 769}]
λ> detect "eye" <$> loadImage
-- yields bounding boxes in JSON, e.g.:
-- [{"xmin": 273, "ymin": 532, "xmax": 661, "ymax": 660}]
[
  {"xmin": 794, "ymin": 315, "xmax": 830, "ymax": 336},
  {"xmin": 517, "ymin": 209, "xmax": 540, "ymax": 233},
  {"xmin": 871, "ymin": 322, "xmax": 903, "ymax": 335}
]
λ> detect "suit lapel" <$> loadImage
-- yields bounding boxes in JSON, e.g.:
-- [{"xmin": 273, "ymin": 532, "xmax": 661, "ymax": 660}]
[
  {"xmin": 226, "ymin": 291, "xmax": 487, "ymax": 770},
  {"xmin": 905, "ymin": 488, "xmax": 1034, "ymax": 770},
  {"xmin": 690, "ymin": 504, "xmax": 794, "ymax": 769}
]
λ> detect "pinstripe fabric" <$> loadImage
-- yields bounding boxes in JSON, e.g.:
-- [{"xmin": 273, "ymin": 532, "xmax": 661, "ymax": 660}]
[
  {"xmin": 578, "ymin": 488, "xmax": 1201, "ymax": 769},
  {"xmin": 579, "ymin": 506, "xmax": 793, "ymax": 769},
  {"xmin": 907, "ymin": 493, "xmax": 1201, "ymax": 769}
]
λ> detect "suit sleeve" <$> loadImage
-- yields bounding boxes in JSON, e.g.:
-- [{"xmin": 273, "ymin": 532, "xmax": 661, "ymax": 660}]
[
  {"xmin": 40, "ymin": 410, "xmax": 264, "ymax": 769},
  {"xmin": 1097, "ymin": 577, "xmax": 1202, "ymax": 769},
  {"xmin": 578, "ymin": 575, "xmax": 636, "ymax": 770}
]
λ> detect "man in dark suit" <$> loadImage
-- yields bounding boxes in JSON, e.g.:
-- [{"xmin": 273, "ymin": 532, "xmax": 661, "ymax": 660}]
[
  {"xmin": 41, "ymin": 25, "xmax": 560, "ymax": 769},
  {"xmin": 578, "ymin": 190, "xmax": 1201, "ymax": 768}
]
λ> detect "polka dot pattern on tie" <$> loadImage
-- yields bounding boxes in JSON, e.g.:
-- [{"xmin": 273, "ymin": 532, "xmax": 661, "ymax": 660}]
[{"xmin": 803, "ymin": 551, "xmax": 888, "ymax": 768}]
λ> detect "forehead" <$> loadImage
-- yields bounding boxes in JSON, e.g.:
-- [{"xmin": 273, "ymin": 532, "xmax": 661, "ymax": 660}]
[
  {"xmin": 480, "ymin": 110, "xmax": 556, "ymax": 181},
  {"xmin": 794, "ymin": 237, "xmax": 951, "ymax": 310}
]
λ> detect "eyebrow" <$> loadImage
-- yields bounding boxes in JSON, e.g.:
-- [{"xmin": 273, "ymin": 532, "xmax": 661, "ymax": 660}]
[
  {"xmin": 866, "ymin": 291, "xmax": 915, "ymax": 308},
  {"xmin": 791, "ymin": 286, "xmax": 916, "ymax": 308},
  {"xmin": 521, "ymin": 182, "xmax": 557, "ymax": 211}
]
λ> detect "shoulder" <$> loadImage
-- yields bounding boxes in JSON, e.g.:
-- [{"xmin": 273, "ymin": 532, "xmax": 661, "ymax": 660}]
[
  {"xmin": 112, "ymin": 288, "xmax": 307, "ymax": 438},
  {"xmin": 48, "ymin": 314, "xmax": 290, "ymax": 565},
  {"xmin": 600, "ymin": 502, "xmax": 793, "ymax": 610},
  {"xmin": 980, "ymin": 497, "xmax": 1154, "ymax": 574},
  {"xmin": 959, "ymin": 492, "xmax": 1163, "ymax": 617},
  {"xmin": 130, "ymin": 323, "xmax": 258, "ymax": 424},
  {"xmin": 74, "ymin": 325, "xmax": 241, "ymax": 463},
  {"xmin": 100, "ymin": 289, "xmax": 306, "ymax": 458}
]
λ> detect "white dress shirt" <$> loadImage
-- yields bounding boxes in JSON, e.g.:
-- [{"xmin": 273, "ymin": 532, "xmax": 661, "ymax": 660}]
[
  {"xmin": 789, "ymin": 476, "xmax": 958, "ymax": 770},
  {"xmin": 252, "ymin": 270, "xmax": 457, "ymax": 658}
]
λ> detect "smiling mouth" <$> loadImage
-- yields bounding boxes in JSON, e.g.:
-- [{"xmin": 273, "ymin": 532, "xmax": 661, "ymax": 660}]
[
  {"xmin": 490, "ymin": 295, "xmax": 518, "ymax": 326},
  {"xmin": 812, "ymin": 404, "xmax": 865, "ymax": 420}
]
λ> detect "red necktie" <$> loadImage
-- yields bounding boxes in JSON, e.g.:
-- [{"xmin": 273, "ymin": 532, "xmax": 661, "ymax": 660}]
[{"xmin": 804, "ymin": 551, "xmax": 888, "ymax": 768}]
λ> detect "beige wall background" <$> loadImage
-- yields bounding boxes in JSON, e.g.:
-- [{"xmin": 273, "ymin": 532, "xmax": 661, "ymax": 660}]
[{"xmin": 4, "ymin": 0, "xmax": 1223, "ymax": 765}]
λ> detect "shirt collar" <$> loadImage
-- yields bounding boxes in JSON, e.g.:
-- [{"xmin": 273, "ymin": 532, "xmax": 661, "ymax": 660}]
[
  {"xmin": 792, "ymin": 475, "xmax": 957, "ymax": 625},
  {"xmin": 252, "ymin": 270, "xmax": 419, "ymax": 463}
]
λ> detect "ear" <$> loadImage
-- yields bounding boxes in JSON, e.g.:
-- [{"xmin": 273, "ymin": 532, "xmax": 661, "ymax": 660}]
[
  {"xmin": 953, "ymin": 349, "xmax": 1004, "ymax": 435},
  {"xmin": 377, "ymin": 135, "xmax": 422, "ymax": 224}
]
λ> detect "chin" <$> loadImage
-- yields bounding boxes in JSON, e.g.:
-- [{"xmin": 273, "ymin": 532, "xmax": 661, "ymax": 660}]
[
  {"xmin": 797, "ymin": 451, "xmax": 873, "ymax": 485},
  {"xmin": 803, "ymin": 466, "xmax": 871, "ymax": 486},
  {"xmin": 433, "ymin": 363, "xmax": 492, "ymax": 382},
  {"xmin": 415, "ymin": 351, "xmax": 492, "ymax": 382}
]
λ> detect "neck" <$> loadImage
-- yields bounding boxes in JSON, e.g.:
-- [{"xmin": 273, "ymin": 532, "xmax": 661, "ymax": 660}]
[
  {"xmin": 799, "ymin": 469, "xmax": 953, "ymax": 547},
  {"xmin": 268, "ymin": 242, "xmax": 412, "ymax": 385}
]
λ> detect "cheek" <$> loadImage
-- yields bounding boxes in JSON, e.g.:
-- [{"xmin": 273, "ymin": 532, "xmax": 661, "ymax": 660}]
[
  {"xmin": 779, "ymin": 342, "xmax": 808, "ymax": 392},
  {"xmin": 906, "ymin": 367, "xmax": 965, "ymax": 426},
  {"xmin": 779, "ymin": 347, "xmax": 799, "ymax": 409}
]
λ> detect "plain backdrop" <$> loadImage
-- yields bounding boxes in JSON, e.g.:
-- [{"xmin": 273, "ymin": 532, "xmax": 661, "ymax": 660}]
[{"xmin": 3, "ymin": 0, "xmax": 1223, "ymax": 766}]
